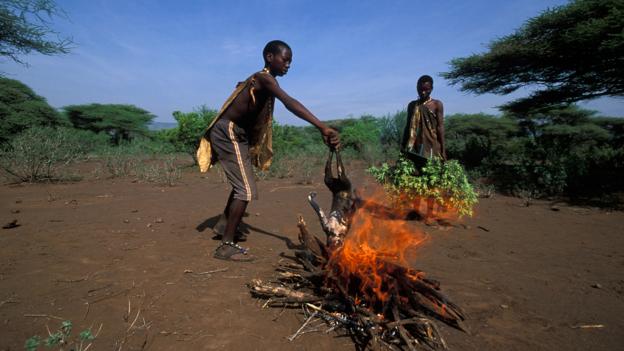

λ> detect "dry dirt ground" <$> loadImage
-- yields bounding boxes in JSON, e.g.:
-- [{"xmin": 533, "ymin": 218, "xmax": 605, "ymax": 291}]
[{"xmin": 1, "ymin": 163, "xmax": 623, "ymax": 351}]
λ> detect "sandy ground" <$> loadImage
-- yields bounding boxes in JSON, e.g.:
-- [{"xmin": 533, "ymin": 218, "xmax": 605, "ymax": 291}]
[{"xmin": 1, "ymin": 162, "xmax": 623, "ymax": 351}]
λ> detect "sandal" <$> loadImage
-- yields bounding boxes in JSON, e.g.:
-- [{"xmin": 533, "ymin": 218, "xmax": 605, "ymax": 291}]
[{"xmin": 213, "ymin": 242, "xmax": 255, "ymax": 262}]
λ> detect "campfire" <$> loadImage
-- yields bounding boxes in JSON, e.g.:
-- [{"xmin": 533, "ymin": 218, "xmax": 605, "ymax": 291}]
[{"xmin": 248, "ymin": 152, "xmax": 466, "ymax": 350}]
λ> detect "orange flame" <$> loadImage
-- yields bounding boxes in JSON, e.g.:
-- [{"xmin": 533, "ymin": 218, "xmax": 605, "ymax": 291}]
[{"xmin": 327, "ymin": 189, "xmax": 461, "ymax": 305}]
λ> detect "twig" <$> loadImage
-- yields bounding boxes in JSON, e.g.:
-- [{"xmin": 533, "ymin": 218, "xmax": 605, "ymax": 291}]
[
  {"xmin": 54, "ymin": 276, "xmax": 88, "ymax": 283},
  {"xmin": 82, "ymin": 324, "xmax": 104, "ymax": 351},
  {"xmin": 195, "ymin": 268, "xmax": 228, "ymax": 275},
  {"xmin": 305, "ymin": 303, "xmax": 322, "ymax": 312},
  {"xmin": 125, "ymin": 298, "xmax": 131, "ymax": 322},
  {"xmin": 0, "ymin": 298, "xmax": 19, "ymax": 308},
  {"xmin": 89, "ymin": 287, "xmax": 133, "ymax": 304},
  {"xmin": 571, "ymin": 324, "xmax": 605, "ymax": 329},
  {"xmin": 272, "ymin": 306, "xmax": 287, "ymax": 321},
  {"xmin": 127, "ymin": 308, "xmax": 141, "ymax": 332},
  {"xmin": 387, "ymin": 317, "xmax": 433, "ymax": 328},
  {"xmin": 287, "ymin": 312, "xmax": 318, "ymax": 341},
  {"xmin": 83, "ymin": 302, "xmax": 90, "ymax": 320},
  {"xmin": 391, "ymin": 297, "xmax": 418, "ymax": 351},
  {"xmin": 24, "ymin": 314, "xmax": 64, "ymax": 320}
]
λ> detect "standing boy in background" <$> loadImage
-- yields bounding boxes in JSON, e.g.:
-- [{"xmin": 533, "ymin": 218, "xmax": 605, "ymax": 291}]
[
  {"xmin": 401, "ymin": 75, "xmax": 446, "ymax": 223},
  {"xmin": 402, "ymin": 75, "xmax": 446, "ymax": 164}
]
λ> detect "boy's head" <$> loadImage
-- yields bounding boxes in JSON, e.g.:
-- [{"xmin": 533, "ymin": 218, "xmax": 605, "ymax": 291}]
[
  {"xmin": 263, "ymin": 40, "xmax": 292, "ymax": 77},
  {"xmin": 417, "ymin": 75, "xmax": 434, "ymax": 100}
]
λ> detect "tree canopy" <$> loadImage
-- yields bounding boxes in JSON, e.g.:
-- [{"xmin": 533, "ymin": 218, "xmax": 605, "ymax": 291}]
[
  {"xmin": 0, "ymin": 77, "xmax": 66, "ymax": 144},
  {"xmin": 63, "ymin": 104, "xmax": 155, "ymax": 144},
  {"xmin": 442, "ymin": 0, "xmax": 624, "ymax": 113},
  {"xmin": 0, "ymin": 0, "xmax": 72, "ymax": 65}
]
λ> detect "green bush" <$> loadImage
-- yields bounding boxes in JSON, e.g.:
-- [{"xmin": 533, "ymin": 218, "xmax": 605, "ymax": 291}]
[
  {"xmin": 0, "ymin": 127, "xmax": 88, "ymax": 182},
  {"xmin": 445, "ymin": 113, "xmax": 518, "ymax": 169},
  {"xmin": 368, "ymin": 156, "xmax": 478, "ymax": 217},
  {"xmin": 272, "ymin": 122, "xmax": 322, "ymax": 155},
  {"xmin": 378, "ymin": 110, "xmax": 407, "ymax": 151},
  {"xmin": 441, "ymin": 107, "xmax": 624, "ymax": 200},
  {"xmin": 339, "ymin": 115, "xmax": 381, "ymax": 153},
  {"xmin": 170, "ymin": 106, "xmax": 217, "ymax": 160}
]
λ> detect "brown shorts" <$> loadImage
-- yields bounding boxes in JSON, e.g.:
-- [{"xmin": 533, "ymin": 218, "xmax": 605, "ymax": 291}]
[{"xmin": 209, "ymin": 119, "xmax": 257, "ymax": 201}]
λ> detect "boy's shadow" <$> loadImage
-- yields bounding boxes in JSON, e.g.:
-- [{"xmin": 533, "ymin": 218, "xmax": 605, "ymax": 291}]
[{"xmin": 196, "ymin": 214, "xmax": 301, "ymax": 250}]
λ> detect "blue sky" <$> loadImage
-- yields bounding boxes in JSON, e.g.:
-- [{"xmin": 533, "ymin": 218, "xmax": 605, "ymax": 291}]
[{"xmin": 3, "ymin": 0, "xmax": 622, "ymax": 125}]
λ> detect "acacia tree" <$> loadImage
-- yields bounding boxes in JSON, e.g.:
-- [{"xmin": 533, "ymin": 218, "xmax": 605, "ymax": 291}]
[
  {"xmin": 63, "ymin": 104, "xmax": 154, "ymax": 145},
  {"xmin": 0, "ymin": 0, "xmax": 72, "ymax": 65},
  {"xmin": 442, "ymin": 0, "xmax": 624, "ymax": 113},
  {"xmin": 0, "ymin": 77, "xmax": 67, "ymax": 143}
]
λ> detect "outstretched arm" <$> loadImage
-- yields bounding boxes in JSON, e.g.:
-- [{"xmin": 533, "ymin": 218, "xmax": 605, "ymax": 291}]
[{"xmin": 258, "ymin": 74, "xmax": 340, "ymax": 149}]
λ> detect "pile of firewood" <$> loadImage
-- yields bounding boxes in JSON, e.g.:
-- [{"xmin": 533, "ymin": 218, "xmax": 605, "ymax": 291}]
[
  {"xmin": 249, "ymin": 151, "xmax": 467, "ymax": 349},
  {"xmin": 248, "ymin": 216, "xmax": 467, "ymax": 350}
]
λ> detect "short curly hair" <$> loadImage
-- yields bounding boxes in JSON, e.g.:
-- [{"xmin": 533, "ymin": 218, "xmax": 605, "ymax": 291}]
[
  {"xmin": 417, "ymin": 75, "xmax": 433, "ymax": 88},
  {"xmin": 263, "ymin": 40, "xmax": 291, "ymax": 62}
]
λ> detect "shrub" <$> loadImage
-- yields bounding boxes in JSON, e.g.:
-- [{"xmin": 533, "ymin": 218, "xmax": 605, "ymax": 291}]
[
  {"xmin": 378, "ymin": 110, "xmax": 407, "ymax": 150},
  {"xmin": 0, "ymin": 127, "xmax": 88, "ymax": 182},
  {"xmin": 339, "ymin": 115, "xmax": 381, "ymax": 154},
  {"xmin": 267, "ymin": 148, "xmax": 325, "ymax": 181},
  {"xmin": 170, "ymin": 106, "xmax": 217, "ymax": 160},
  {"xmin": 98, "ymin": 147, "xmax": 139, "ymax": 178},
  {"xmin": 137, "ymin": 156, "xmax": 182, "ymax": 186}
]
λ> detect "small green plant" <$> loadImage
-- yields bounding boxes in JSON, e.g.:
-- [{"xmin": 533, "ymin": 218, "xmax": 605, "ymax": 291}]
[
  {"xmin": 25, "ymin": 320, "xmax": 101, "ymax": 351},
  {"xmin": 368, "ymin": 156, "xmax": 478, "ymax": 217}
]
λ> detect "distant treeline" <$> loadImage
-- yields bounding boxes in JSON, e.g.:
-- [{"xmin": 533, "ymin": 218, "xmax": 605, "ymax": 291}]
[{"xmin": 1, "ymin": 77, "xmax": 623, "ymax": 202}]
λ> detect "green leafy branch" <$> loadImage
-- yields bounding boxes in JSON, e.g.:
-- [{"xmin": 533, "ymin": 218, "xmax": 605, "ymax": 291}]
[{"xmin": 368, "ymin": 156, "xmax": 478, "ymax": 217}]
